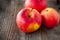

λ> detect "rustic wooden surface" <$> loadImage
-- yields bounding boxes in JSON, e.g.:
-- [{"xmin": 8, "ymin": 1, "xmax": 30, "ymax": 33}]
[{"xmin": 0, "ymin": 0, "xmax": 60, "ymax": 40}]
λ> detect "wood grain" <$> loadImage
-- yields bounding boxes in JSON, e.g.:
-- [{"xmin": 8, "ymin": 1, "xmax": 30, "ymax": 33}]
[{"xmin": 0, "ymin": 0, "xmax": 60, "ymax": 40}]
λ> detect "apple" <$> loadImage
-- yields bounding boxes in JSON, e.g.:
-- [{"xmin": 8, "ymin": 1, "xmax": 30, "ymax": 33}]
[
  {"xmin": 16, "ymin": 8, "xmax": 42, "ymax": 33},
  {"xmin": 41, "ymin": 8, "xmax": 59, "ymax": 28},
  {"xmin": 24, "ymin": 0, "xmax": 46, "ymax": 12}
]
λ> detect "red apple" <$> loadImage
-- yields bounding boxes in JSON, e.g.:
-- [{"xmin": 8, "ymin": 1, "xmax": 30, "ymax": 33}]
[
  {"xmin": 16, "ymin": 8, "xmax": 42, "ymax": 33},
  {"xmin": 24, "ymin": 0, "xmax": 46, "ymax": 12},
  {"xmin": 41, "ymin": 8, "xmax": 59, "ymax": 28}
]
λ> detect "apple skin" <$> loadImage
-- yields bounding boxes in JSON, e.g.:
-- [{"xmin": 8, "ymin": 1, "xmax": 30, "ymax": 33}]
[
  {"xmin": 16, "ymin": 8, "xmax": 42, "ymax": 33},
  {"xmin": 24, "ymin": 0, "xmax": 46, "ymax": 12},
  {"xmin": 41, "ymin": 8, "xmax": 59, "ymax": 28}
]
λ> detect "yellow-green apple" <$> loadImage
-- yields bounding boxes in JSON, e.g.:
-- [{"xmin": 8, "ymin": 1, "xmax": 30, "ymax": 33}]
[
  {"xmin": 24, "ymin": 0, "xmax": 46, "ymax": 12},
  {"xmin": 16, "ymin": 8, "xmax": 42, "ymax": 33},
  {"xmin": 41, "ymin": 8, "xmax": 59, "ymax": 28}
]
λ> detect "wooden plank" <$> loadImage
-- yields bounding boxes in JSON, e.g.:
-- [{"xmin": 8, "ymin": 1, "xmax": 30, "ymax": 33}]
[
  {"xmin": 26, "ymin": 29, "xmax": 41, "ymax": 40},
  {"xmin": 0, "ymin": 0, "xmax": 25, "ymax": 40}
]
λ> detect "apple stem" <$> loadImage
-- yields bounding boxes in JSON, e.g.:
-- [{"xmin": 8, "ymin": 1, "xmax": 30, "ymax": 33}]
[
  {"xmin": 27, "ymin": 14, "xmax": 31, "ymax": 17},
  {"xmin": 46, "ymin": 10, "xmax": 48, "ymax": 12},
  {"xmin": 27, "ymin": 8, "xmax": 33, "ymax": 18}
]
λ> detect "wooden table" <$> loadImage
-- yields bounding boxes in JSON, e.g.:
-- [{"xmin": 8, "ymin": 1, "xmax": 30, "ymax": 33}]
[{"xmin": 0, "ymin": 0, "xmax": 60, "ymax": 40}]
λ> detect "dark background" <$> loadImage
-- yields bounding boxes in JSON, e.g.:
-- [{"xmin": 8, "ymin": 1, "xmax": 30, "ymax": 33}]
[{"xmin": 0, "ymin": 0, "xmax": 60, "ymax": 40}]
